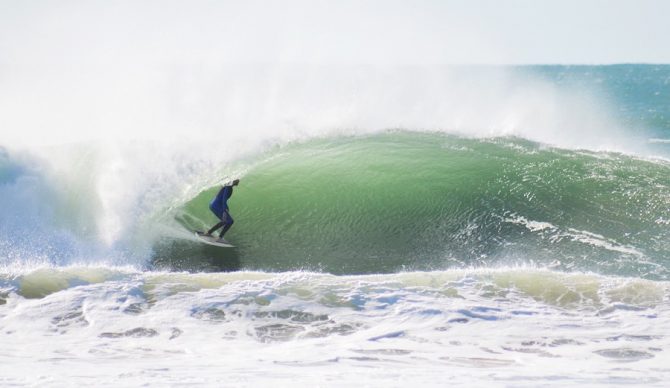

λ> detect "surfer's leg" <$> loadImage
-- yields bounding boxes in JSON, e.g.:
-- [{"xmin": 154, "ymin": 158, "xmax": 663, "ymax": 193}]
[
  {"xmin": 218, "ymin": 211, "xmax": 234, "ymax": 237},
  {"xmin": 220, "ymin": 222, "xmax": 233, "ymax": 237},
  {"xmin": 207, "ymin": 221, "xmax": 225, "ymax": 235}
]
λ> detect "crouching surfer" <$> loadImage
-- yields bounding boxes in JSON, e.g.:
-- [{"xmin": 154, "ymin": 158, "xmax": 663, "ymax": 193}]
[{"xmin": 198, "ymin": 179, "xmax": 240, "ymax": 244}]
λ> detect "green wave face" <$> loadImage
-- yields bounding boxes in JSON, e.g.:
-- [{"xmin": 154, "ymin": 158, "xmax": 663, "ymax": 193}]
[{"xmin": 169, "ymin": 132, "xmax": 670, "ymax": 277}]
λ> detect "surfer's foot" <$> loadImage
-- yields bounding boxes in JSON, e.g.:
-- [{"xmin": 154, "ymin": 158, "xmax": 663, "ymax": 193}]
[{"xmin": 216, "ymin": 237, "xmax": 229, "ymax": 244}]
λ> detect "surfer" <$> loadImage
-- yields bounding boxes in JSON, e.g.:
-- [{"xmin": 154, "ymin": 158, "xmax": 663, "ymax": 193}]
[{"xmin": 200, "ymin": 179, "xmax": 239, "ymax": 244}]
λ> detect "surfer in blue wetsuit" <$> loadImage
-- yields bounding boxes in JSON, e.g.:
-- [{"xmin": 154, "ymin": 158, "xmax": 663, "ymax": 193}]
[{"xmin": 200, "ymin": 179, "xmax": 239, "ymax": 244}]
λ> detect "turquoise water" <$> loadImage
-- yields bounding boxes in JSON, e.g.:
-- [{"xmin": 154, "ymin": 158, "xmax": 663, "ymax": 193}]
[{"xmin": 532, "ymin": 65, "xmax": 670, "ymax": 135}]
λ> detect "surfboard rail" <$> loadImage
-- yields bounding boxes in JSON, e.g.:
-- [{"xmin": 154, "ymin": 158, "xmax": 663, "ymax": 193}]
[{"xmin": 194, "ymin": 231, "xmax": 235, "ymax": 248}]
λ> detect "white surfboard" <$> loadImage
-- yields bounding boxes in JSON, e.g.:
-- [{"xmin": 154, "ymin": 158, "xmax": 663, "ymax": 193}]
[{"xmin": 194, "ymin": 231, "xmax": 235, "ymax": 248}]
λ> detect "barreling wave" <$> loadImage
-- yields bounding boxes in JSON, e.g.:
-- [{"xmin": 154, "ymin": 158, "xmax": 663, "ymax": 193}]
[
  {"xmin": 159, "ymin": 131, "xmax": 670, "ymax": 278},
  {"xmin": 3, "ymin": 65, "xmax": 670, "ymax": 277}
]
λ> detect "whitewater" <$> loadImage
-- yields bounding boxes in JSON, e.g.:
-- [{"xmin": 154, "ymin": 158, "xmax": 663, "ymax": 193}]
[{"xmin": 2, "ymin": 64, "xmax": 670, "ymax": 386}]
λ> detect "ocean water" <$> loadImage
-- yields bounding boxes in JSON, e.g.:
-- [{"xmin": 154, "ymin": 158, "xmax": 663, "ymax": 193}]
[{"xmin": 1, "ymin": 65, "xmax": 670, "ymax": 386}]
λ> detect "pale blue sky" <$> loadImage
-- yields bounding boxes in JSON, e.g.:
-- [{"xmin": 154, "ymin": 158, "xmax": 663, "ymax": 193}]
[{"xmin": 1, "ymin": 0, "xmax": 669, "ymax": 66}]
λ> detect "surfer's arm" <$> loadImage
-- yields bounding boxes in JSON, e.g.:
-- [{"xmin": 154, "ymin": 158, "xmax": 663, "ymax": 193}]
[{"xmin": 222, "ymin": 179, "xmax": 240, "ymax": 187}]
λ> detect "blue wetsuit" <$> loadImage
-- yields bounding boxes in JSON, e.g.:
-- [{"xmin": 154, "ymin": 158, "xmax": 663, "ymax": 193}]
[{"xmin": 207, "ymin": 185, "xmax": 235, "ymax": 237}]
